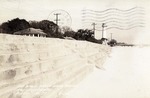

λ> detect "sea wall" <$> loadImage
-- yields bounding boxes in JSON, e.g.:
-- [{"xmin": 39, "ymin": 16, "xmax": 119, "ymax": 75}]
[{"xmin": 0, "ymin": 34, "xmax": 111, "ymax": 98}]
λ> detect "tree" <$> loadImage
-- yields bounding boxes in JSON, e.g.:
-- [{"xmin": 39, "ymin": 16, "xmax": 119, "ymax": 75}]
[
  {"xmin": 29, "ymin": 21, "xmax": 40, "ymax": 29},
  {"xmin": 74, "ymin": 29, "xmax": 94, "ymax": 40},
  {"xmin": 62, "ymin": 26, "xmax": 76, "ymax": 38},
  {"xmin": 0, "ymin": 22, "xmax": 10, "ymax": 33},
  {"xmin": 30, "ymin": 20, "xmax": 64, "ymax": 38},
  {"xmin": 61, "ymin": 26, "xmax": 72, "ymax": 34},
  {"xmin": 64, "ymin": 30, "xmax": 76, "ymax": 38},
  {"xmin": 72, "ymin": 29, "xmax": 103, "ymax": 44},
  {"xmin": 108, "ymin": 39, "xmax": 117, "ymax": 46},
  {"xmin": 0, "ymin": 18, "xmax": 30, "ymax": 34}
]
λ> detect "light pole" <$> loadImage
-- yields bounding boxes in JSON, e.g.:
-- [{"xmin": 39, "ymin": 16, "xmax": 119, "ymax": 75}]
[
  {"xmin": 92, "ymin": 23, "xmax": 96, "ymax": 37},
  {"xmin": 92, "ymin": 23, "xmax": 96, "ymax": 33},
  {"xmin": 102, "ymin": 23, "xmax": 107, "ymax": 38}
]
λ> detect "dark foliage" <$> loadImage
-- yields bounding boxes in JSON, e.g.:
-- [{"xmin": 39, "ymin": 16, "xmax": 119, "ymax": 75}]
[
  {"xmin": 72, "ymin": 29, "xmax": 102, "ymax": 44},
  {"xmin": 63, "ymin": 26, "xmax": 76, "ymax": 38},
  {"xmin": 64, "ymin": 31, "xmax": 76, "ymax": 38},
  {"xmin": 73, "ymin": 29, "xmax": 94, "ymax": 40},
  {"xmin": 0, "ymin": 18, "xmax": 103, "ymax": 44},
  {"xmin": 0, "ymin": 18, "xmax": 30, "ymax": 34},
  {"xmin": 30, "ymin": 20, "xmax": 64, "ymax": 38},
  {"xmin": 108, "ymin": 39, "xmax": 117, "ymax": 46},
  {"xmin": 117, "ymin": 42, "xmax": 134, "ymax": 47}
]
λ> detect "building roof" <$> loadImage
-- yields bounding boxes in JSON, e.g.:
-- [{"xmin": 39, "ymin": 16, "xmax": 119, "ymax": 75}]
[{"xmin": 14, "ymin": 28, "xmax": 47, "ymax": 35}]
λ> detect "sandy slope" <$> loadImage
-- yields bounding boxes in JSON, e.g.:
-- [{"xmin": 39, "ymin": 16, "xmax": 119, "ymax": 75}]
[{"xmin": 65, "ymin": 46, "xmax": 150, "ymax": 98}]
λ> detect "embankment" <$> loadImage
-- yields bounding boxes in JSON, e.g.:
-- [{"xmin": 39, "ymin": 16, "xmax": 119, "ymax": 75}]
[{"xmin": 0, "ymin": 34, "xmax": 111, "ymax": 98}]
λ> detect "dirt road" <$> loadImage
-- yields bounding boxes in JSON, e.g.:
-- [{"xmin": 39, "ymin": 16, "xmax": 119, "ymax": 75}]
[{"xmin": 65, "ymin": 46, "xmax": 150, "ymax": 98}]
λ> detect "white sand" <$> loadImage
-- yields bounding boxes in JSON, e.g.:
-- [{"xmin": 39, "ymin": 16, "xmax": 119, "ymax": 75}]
[{"xmin": 65, "ymin": 46, "xmax": 150, "ymax": 98}]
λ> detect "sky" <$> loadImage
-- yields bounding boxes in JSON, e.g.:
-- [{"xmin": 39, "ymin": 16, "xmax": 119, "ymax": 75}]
[{"xmin": 0, "ymin": 0, "xmax": 150, "ymax": 44}]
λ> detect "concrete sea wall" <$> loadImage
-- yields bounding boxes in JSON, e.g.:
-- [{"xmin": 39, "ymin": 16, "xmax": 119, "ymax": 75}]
[{"xmin": 0, "ymin": 34, "xmax": 111, "ymax": 98}]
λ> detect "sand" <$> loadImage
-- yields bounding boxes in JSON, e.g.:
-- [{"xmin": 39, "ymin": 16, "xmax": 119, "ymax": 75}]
[{"xmin": 65, "ymin": 46, "xmax": 150, "ymax": 98}]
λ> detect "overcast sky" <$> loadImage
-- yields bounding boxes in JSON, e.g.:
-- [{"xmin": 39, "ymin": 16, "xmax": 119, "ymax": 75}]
[{"xmin": 0, "ymin": 0, "xmax": 150, "ymax": 44}]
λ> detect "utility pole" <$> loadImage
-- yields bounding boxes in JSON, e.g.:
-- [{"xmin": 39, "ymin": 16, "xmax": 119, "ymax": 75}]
[
  {"xmin": 102, "ymin": 23, "xmax": 107, "ymax": 38},
  {"xmin": 92, "ymin": 23, "xmax": 96, "ymax": 34},
  {"xmin": 54, "ymin": 13, "xmax": 61, "ymax": 33}
]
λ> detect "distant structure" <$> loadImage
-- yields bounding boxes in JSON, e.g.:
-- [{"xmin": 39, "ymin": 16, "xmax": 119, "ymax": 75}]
[
  {"xmin": 92, "ymin": 23, "xmax": 96, "ymax": 35},
  {"xmin": 102, "ymin": 23, "xmax": 107, "ymax": 39},
  {"xmin": 101, "ymin": 23, "xmax": 108, "ymax": 45},
  {"xmin": 14, "ymin": 28, "xmax": 47, "ymax": 37}
]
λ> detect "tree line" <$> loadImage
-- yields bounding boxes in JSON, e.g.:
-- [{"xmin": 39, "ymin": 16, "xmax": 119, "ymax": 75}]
[{"xmin": 0, "ymin": 18, "xmax": 103, "ymax": 44}]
